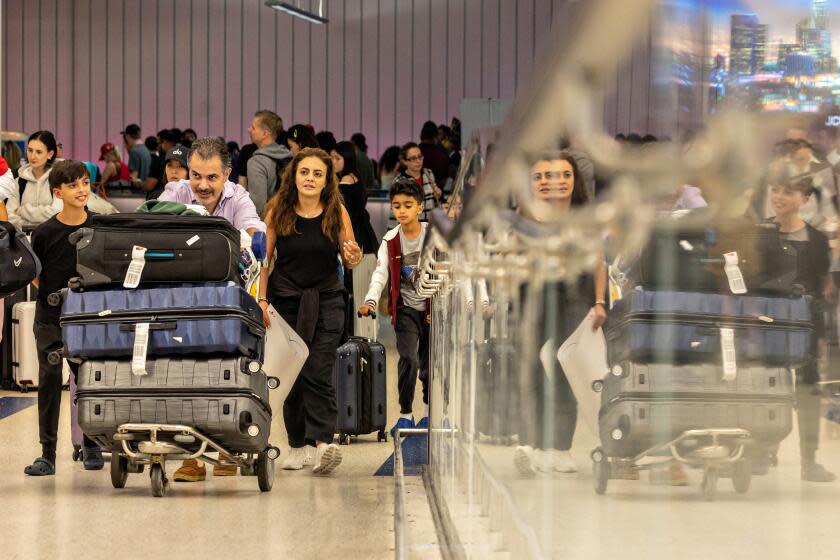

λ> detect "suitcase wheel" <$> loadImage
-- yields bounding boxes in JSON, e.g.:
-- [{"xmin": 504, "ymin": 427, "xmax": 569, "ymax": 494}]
[
  {"xmin": 377, "ymin": 429, "xmax": 387, "ymax": 443},
  {"xmin": 338, "ymin": 433, "xmax": 350, "ymax": 446},
  {"xmin": 72, "ymin": 445, "xmax": 81, "ymax": 462}
]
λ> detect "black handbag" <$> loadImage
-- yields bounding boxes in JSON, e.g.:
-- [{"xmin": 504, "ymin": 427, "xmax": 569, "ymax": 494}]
[{"xmin": 0, "ymin": 221, "xmax": 41, "ymax": 298}]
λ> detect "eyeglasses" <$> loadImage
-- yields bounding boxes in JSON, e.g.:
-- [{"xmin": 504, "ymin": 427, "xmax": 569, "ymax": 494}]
[{"xmin": 405, "ymin": 155, "xmax": 424, "ymax": 162}]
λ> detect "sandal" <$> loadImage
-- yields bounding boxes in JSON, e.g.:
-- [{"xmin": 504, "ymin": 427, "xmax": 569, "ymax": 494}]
[{"xmin": 24, "ymin": 457, "xmax": 55, "ymax": 476}]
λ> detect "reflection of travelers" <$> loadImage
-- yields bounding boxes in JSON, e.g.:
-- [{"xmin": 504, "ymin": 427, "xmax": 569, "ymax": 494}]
[
  {"xmin": 514, "ymin": 151, "xmax": 607, "ymax": 476},
  {"xmin": 762, "ymin": 169, "xmax": 835, "ymax": 482}
]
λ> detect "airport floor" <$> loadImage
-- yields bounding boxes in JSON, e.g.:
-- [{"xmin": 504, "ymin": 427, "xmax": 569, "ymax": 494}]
[{"xmin": 0, "ymin": 322, "xmax": 441, "ymax": 560}]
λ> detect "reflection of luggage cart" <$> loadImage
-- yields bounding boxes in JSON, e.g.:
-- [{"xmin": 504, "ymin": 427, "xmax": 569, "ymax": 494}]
[
  {"xmin": 820, "ymin": 380, "xmax": 840, "ymax": 439},
  {"xmin": 111, "ymin": 423, "xmax": 281, "ymax": 497},
  {"xmin": 592, "ymin": 428, "xmax": 752, "ymax": 501}
]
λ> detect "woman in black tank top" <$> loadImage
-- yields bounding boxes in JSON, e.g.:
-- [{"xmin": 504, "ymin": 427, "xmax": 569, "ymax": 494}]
[{"xmin": 258, "ymin": 147, "xmax": 362, "ymax": 475}]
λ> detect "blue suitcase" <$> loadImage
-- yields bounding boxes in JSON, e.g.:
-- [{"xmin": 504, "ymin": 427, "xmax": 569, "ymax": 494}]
[
  {"xmin": 60, "ymin": 283, "xmax": 264, "ymax": 360},
  {"xmin": 605, "ymin": 289, "xmax": 812, "ymax": 367}
]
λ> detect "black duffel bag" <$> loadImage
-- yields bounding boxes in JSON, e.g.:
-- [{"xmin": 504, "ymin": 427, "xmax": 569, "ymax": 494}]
[{"xmin": 0, "ymin": 221, "xmax": 41, "ymax": 298}]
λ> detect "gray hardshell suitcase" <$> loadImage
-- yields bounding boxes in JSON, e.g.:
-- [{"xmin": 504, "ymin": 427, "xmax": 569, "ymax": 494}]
[
  {"xmin": 601, "ymin": 361, "xmax": 794, "ymax": 404},
  {"xmin": 76, "ymin": 358, "xmax": 273, "ymax": 453},
  {"xmin": 333, "ymin": 337, "xmax": 387, "ymax": 444}
]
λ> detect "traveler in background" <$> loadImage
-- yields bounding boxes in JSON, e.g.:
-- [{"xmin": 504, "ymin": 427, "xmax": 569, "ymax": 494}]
[
  {"xmin": 418, "ymin": 120, "xmax": 450, "ymax": 188},
  {"xmin": 162, "ymin": 145, "xmax": 190, "ymax": 185},
  {"xmin": 332, "ymin": 141, "xmax": 377, "ymax": 253},
  {"xmin": 513, "ymin": 151, "xmax": 607, "ymax": 477},
  {"xmin": 182, "ymin": 128, "xmax": 198, "ymax": 146},
  {"xmin": 145, "ymin": 136, "xmax": 160, "ymax": 157},
  {"xmin": 394, "ymin": 142, "xmax": 441, "ymax": 223},
  {"xmin": 142, "ymin": 129, "xmax": 180, "ymax": 199},
  {"xmin": 246, "ymin": 109, "xmax": 292, "ymax": 215},
  {"xmin": 438, "ymin": 125, "xmax": 461, "ymax": 186},
  {"xmin": 24, "ymin": 160, "xmax": 102, "ymax": 476},
  {"xmin": 3, "ymin": 140, "xmax": 22, "ymax": 177},
  {"xmin": 236, "ymin": 143, "xmax": 258, "ymax": 189},
  {"xmin": 98, "ymin": 142, "xmax": 131, "ymax": 190},
  {"xmin": 350, "ymin": 133, "xmax": 376, "ymax": 189},
  {"xmin": 315, "ymin": 131, "xmax": 337, "ymax": 155},
  {"xmin": 5, "ymin": 131, "xmax": 60, "ymax": 228},
  {"xmin": 227, "ymin": 141, "xmax": 241, "ymax": 184},
  {"xmin": 359, "ymin": 179, "xmax": 432, "ymax": 435},
  {"xmin": 286, "ymin": 124, "xmax": 319, "ymax": 157},
  {"xmin": 121, "ymin": 123, "xmax": 152, "ymax": 190},
  {"xmin": 762, "ymin": 169, "xmax": 835, "ymax": 482},
  {"xmin": 259, "ymin": 147, "xmax": 362, "ymax": 475},
  {"xmin": 378, "ymin": 146, "xmax": 401, "ymax": 193},
  {"xmin": 0, "ymin": 156, "xmax": 16, "ymax": 205}
]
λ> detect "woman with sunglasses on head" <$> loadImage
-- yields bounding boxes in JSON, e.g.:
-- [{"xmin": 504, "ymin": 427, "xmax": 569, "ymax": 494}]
[{"xmin": 393, "ymin": 142, "xmax": 441, "ymax": 223}]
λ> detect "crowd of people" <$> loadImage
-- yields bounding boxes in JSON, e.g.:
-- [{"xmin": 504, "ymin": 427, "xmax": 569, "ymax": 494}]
[{"xmin": 0, "ymin": 111, "xmax": 461, "ymax": 479}]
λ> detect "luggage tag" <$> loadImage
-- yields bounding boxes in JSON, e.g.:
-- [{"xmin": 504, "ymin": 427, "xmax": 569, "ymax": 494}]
[
  {"xmin": 720, "ymin": 327, "xmax": 737, "ymax": 381},
  {"xmin": 131, "ymin": 322, "xmax": 150, "ymax": 376},
  {"xmin": 723, "ymin": 252, "xmax": 747, "ymax": 294},
  {"xmin": 123, "ymin": 245, "xmax": 147, "ymax": 289}
]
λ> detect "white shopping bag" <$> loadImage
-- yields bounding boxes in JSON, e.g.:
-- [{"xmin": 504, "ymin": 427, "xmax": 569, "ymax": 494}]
[
  {"xmin": 557, "ymin": 309, "xmax": 609, "ymax": 437},
  {"xmin": 264, "ymin": 305, "xmax": 310, "ymax": 408}
]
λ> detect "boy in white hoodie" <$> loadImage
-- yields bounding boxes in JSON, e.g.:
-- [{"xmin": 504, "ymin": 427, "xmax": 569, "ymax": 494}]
[{"xmin": 358, "ymin": 179, "xmax": 430, "ymax": 434}]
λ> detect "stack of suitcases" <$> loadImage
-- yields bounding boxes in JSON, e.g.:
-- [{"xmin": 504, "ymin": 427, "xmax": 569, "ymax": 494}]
[
  {"xmin": 55, "ymin": 213, "xmax": 276, "ymax": 494},
  {"xmin": 600, "ymin": 216, "xmax": 809, "ymax": 467}
]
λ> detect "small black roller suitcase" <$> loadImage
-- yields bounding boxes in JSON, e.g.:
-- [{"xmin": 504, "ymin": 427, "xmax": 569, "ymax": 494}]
[{"xmin": 333, "ymin": 336, "xmax": 387, "ymax": 444}]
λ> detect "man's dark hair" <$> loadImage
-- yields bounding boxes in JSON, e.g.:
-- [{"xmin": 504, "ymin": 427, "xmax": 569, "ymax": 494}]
[
  {"xmin": 183, "ymin": 128, "xmax": 198, "ymax": 139},
  {"xmin": 420, "ymin": 121, "xmax": 438, "ymax": 142},
  {"xmin": 390, "ymin": 177, "xmax": 424, "ymax": 204},
  {"xmin": 49, "ymin": 160, "xmax": 89, "ymax": 189},
  {"xmin": 189, "ymin": 136, "xmax": 232, "ymax": 171},
  {"xmin": 144, "ymin": 136, "xmax": 158, "ymax": 151},
  {"xmin": 158, "ymin": 129, "xmax": 179, "ymax": 144},
  {"xmin": 350, "ymin": 133, "xmax": 368, "ymax": 152},
  {"xmin": 316, "ymin": 131, "xmax": 337, "ymax": 154}
]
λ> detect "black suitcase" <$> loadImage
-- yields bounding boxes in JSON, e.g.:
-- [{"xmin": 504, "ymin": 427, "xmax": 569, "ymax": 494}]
[
  {"xmin": 625, "ymin": 216, "xmax": 797, "ymax": 295},
  {"xmin": 333, "ymin": 337, "xmax": 387, "ymax": 444},
  {"xmin": 474, "ymin": 339, "xmax": 519, "ymax": 440},
  {"xmin": 69, "ymin": 213, "xmax": 243, "ymax": 289},
  {"xmin": 76, "ymin": 357, "xmax": 274, "ymax": 453}
]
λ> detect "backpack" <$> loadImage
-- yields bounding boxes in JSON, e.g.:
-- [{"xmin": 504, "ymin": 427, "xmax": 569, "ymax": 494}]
[
  {"xmin": 18, "ymin": 177, "xmax": 26, "ymax": 200},
  {"xmin": 268, "ymin": 155, "xmax": 292, "ymax": 197},
  {"xmin": 0, "ymin": 220, "xmax": 41, "ymax": 298}
]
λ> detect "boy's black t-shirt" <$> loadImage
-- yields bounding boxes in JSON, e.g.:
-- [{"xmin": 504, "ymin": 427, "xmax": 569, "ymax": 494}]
[{"xmin": 30, "ymin": 212, "xmax": 93, "ymax": 324}]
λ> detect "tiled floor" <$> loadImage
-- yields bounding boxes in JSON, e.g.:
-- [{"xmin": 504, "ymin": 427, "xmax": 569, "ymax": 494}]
[{"xmin": 0, "ymin": 322, "xmax": 439, "ymax": 560}]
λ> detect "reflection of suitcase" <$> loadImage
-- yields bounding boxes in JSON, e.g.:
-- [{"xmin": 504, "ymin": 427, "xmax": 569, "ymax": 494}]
[
  {"xmin": 599, "ymin": 396, "xmax": 794, "ymax": 458},
  {"xmin": 76, "ymin": 357, "xmax": 272, "ymax": 453},
  {"xmin": 474, "ymin": 339, "xmax": 519, "ymax": 440},
  {"xmin": 606, "ymin": 289, "xmax": 813, "ymax": 367},
  {"xmin": 70, "ymin": 214, "xmax": 243, "ymax": 289},
  {"xmin": 60, "ymin": 283, "xmax": 265, "ymax": 360},
  {"xmin": 333, "ymin": 337, "xmax": 387, "ymax": 444}
]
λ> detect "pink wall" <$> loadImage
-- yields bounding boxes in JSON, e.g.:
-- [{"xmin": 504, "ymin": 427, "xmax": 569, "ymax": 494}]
[{"xmin": 2, "ymin": 0, "xmax": 658, "ymax": 162}]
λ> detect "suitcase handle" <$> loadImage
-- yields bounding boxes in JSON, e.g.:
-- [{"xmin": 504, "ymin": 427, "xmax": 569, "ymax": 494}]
[
  {"xmin": 144, "ymin": 252, "xmax": 177, "ymax": 259},
  {"xmin": 119, "ymin": 321, "xmax": 177, "ymax": 332}
]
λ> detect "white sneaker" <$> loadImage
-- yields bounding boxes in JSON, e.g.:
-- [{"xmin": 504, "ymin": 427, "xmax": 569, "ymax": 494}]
[
  {"xmin": 514, "ymin": 446, "xmax": 537, "ymax": 477},
  {"xmin": 533, "ymin": 449, "xmax": 553, "ymax": 473},
  {"xmin": 303, "ymin": 446, "xmax": 315, "ymax": 466},
  {"xmin": 313, "ymin": 443, "xmax": 343, "ymax": 475},
  {"xmin": 282, "ymin": 447, "xmax": 305, "ymax": 470},
  {"xmin": 552, "ymin": 449, "xmax": 578, "ymax": 473}
]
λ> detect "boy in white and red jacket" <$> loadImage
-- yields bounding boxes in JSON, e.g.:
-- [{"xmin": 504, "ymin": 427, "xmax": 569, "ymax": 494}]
[{"xmin": 358, "ymin": 179, "xmax": 430, "ymax": 434}]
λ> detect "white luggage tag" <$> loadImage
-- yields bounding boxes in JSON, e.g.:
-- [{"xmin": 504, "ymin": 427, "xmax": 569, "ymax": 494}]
[
  {"xmin": 123, "ymin": 245, "xmax": 147, "ymax": 289},
  {"xmin": 723, "ymin": 251, "xmax": 747, "ymax": 294},
  {"xmin": 720, "ymin": 327, "xmax": 737, "ymax": 381},
  {"xmin": 131, "ymin": 322, "xmax": 150, "ymax": 376}
]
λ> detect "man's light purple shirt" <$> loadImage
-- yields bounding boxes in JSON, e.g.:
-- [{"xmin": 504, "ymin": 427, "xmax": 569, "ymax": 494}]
[{"xmin": 159, "ymin": 180, "xmax": 266, "ymax": 232}]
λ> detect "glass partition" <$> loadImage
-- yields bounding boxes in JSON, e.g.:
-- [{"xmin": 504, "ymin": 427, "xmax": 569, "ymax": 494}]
[{"xmin": 421, "ymin": 0, "xmax": 840, "ymax": 557}]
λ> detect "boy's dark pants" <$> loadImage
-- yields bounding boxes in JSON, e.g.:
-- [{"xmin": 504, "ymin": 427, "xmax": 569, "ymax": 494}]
[
  {"xmin": 395, "ymin": 307, "xmax": 429, "ymax": 415},
  {"xmin": 33, "ymin": 320, "xmax": 93, "ymax": 463}
]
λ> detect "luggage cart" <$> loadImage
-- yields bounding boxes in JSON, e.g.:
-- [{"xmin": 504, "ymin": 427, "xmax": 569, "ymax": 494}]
[
  {"xmin": 110, "ymin": 423, "xmax": 281, "ymax": 498},
  {"xmin": 591, "ymin": 428, "xmax": 752, "ymax": 501},
  {"xmin": 820, "ymin": 380, "xmax": 840, "ymax": 439}
]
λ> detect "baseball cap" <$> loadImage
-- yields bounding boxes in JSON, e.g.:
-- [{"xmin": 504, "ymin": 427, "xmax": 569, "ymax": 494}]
[
  {"xmin": 99, "ymin": 142, "xmax": 115, "ymax": 160},
  {"xmin": 164, "ymin": 145, "xmax": 190, "ymax": 168},
  {"xmin": 121, "ymin": 123, "xmax": 141, "ymax": 138}
]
